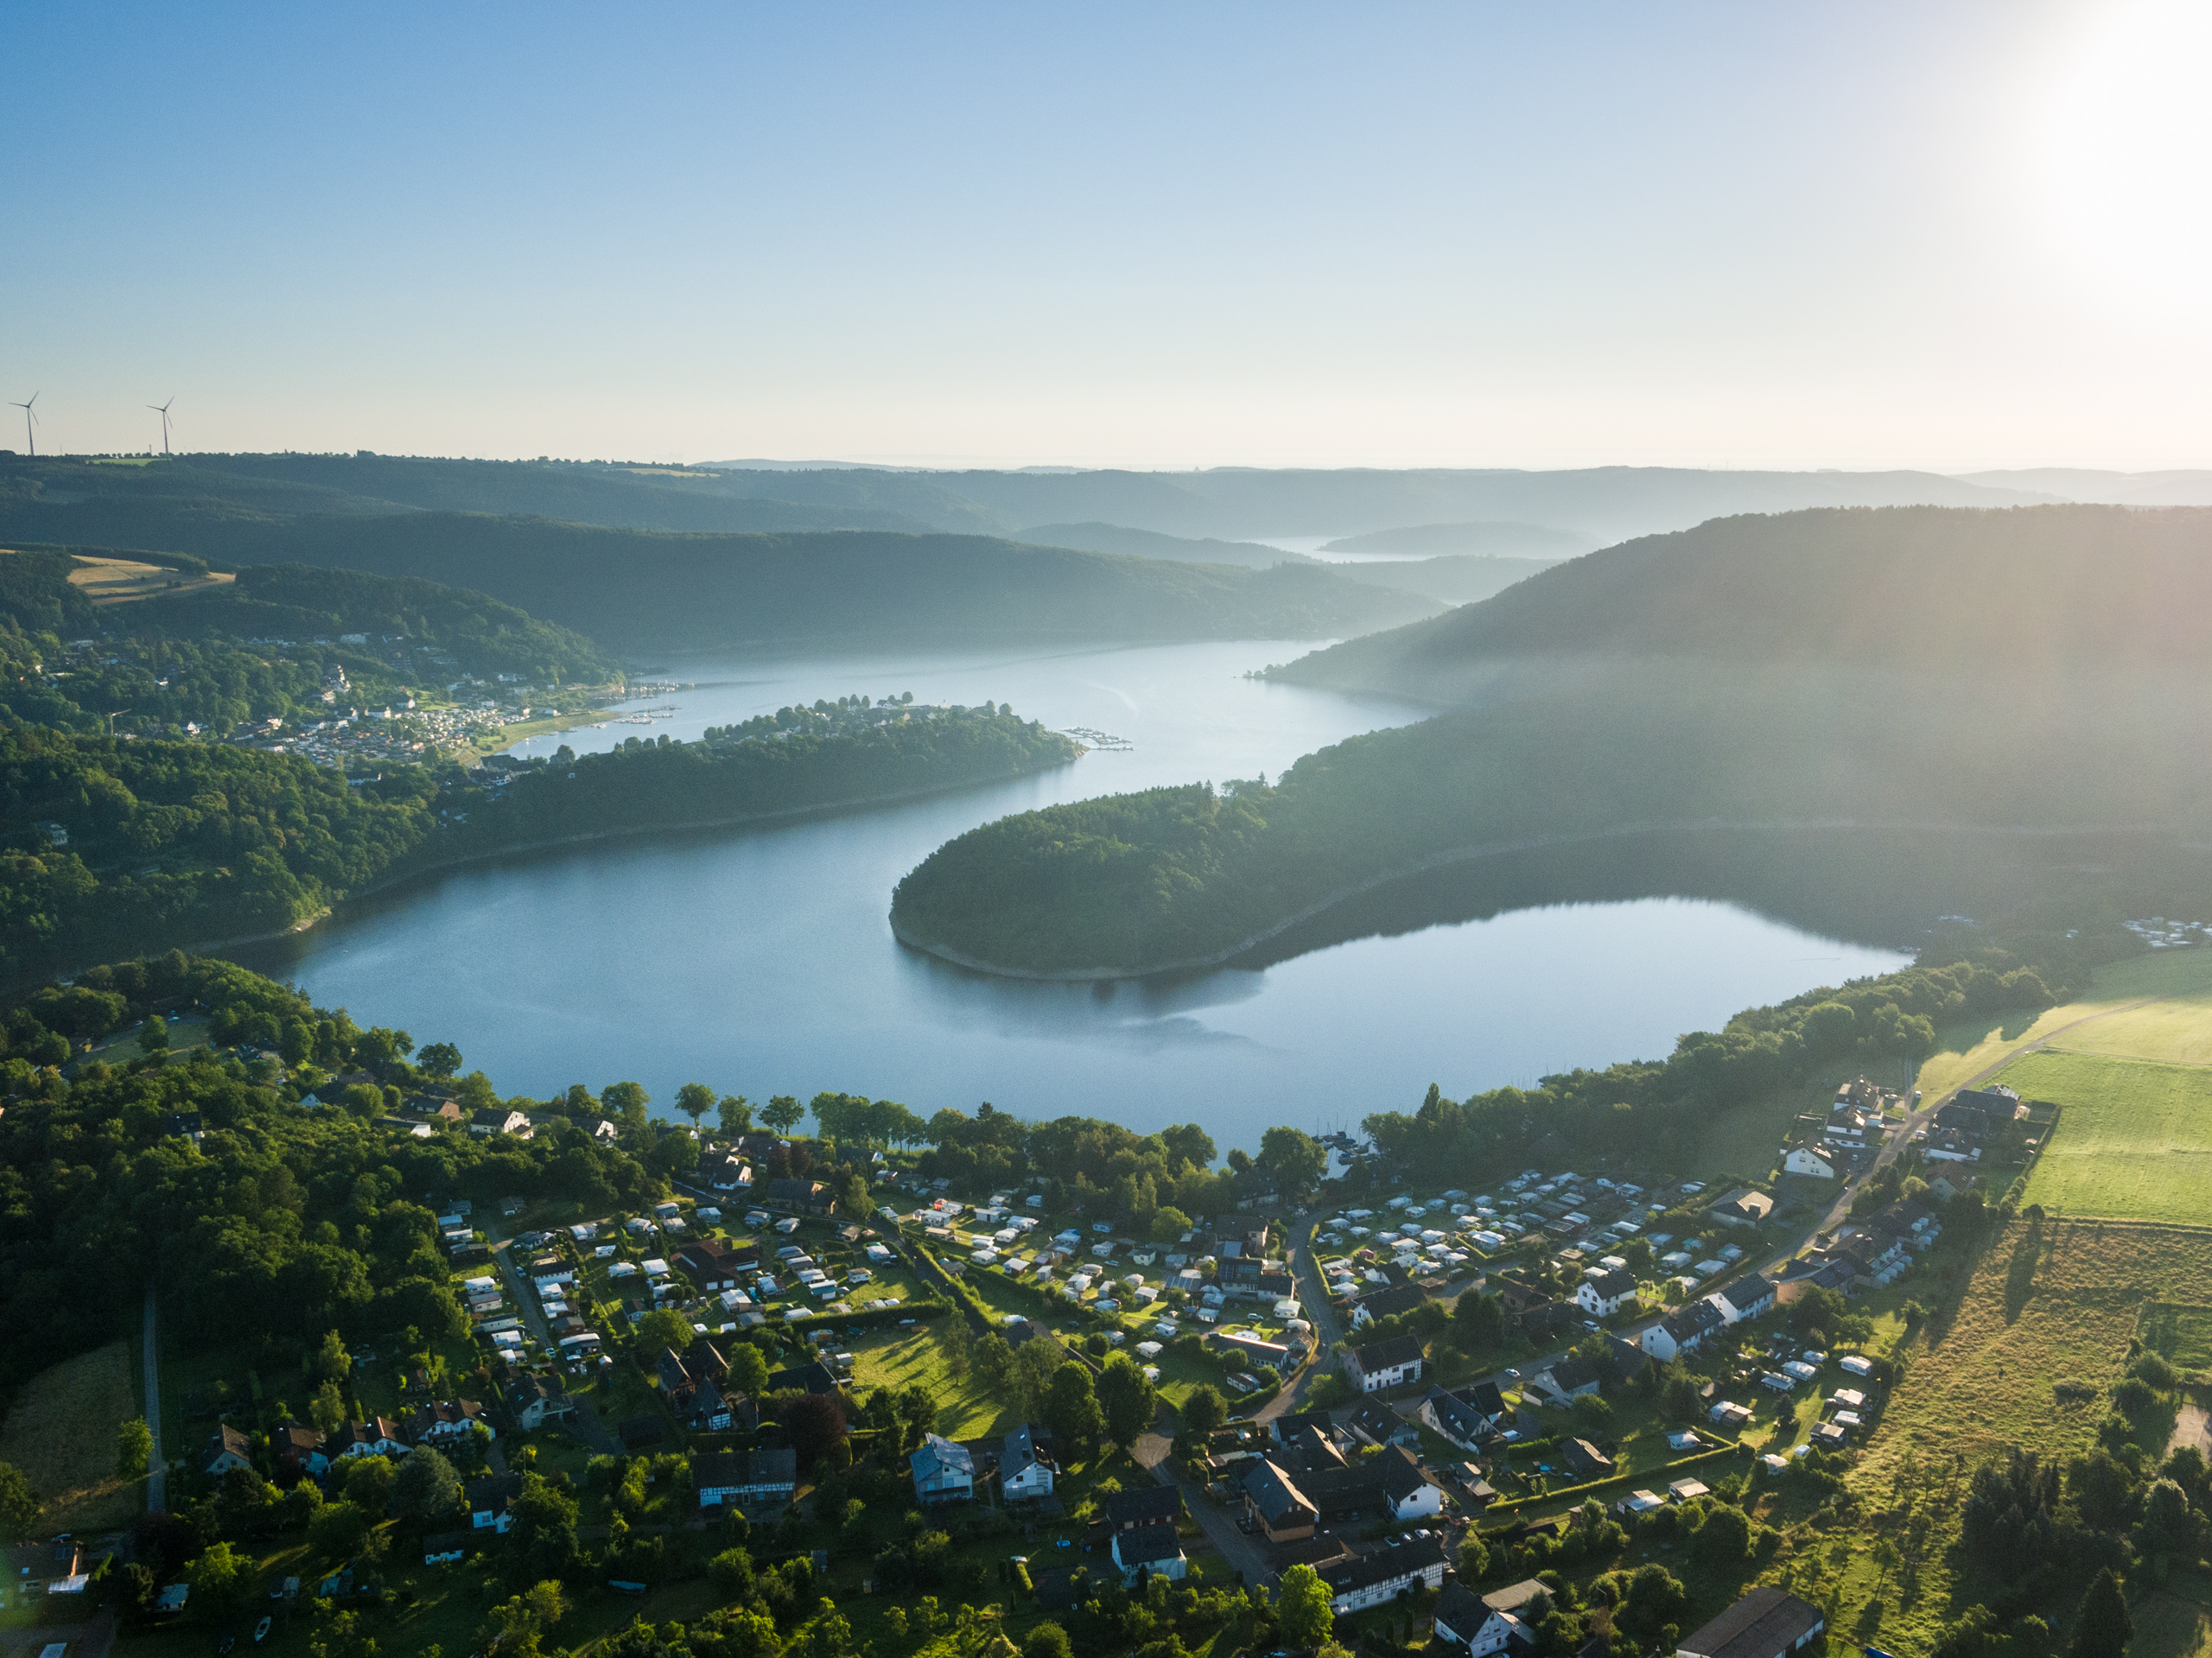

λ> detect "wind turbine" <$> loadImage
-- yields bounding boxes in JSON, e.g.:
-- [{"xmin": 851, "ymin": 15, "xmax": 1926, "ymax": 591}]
[
  {"xmin": 10, "ymin": 392, "xmax": 35, "ymax": 458},
  {"xmin": 149, "ymin": 398, "xmax": 175, "ymax": 456}
]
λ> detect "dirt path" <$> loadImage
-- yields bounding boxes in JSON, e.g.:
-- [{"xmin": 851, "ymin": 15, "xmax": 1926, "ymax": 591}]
[
  {"xmin": 2169, "ymin": 1403, "xmax": 2212, "ymax": 1460},
  {"xmin": 143, "ymin": 1286, "xmax": 165, "ymax": 1512}
]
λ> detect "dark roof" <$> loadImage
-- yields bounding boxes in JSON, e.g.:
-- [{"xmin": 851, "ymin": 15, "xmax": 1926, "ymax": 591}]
[
  {"xmin": 1433, "ymin": 1579, "xmax": 1490, "ymax": 1637},
  {"xmin": 765, "ymin": 1360, "xmax": 839, "ymax": 1395},
  {"xmin": 1349, "ymin": 1398, "xmax": 1411, "ymax": 1441},
  {"xmin": 1372, "ymin": 1444, "xmax": 1428, "ymax": 1502},
  {"xmin": 1243, "ymin": 1458, "xmax": 1318, "ymax": 1525},
  {"xmin": 1546, "ymin": 1356, "xmax": 1602, "ymax": 1394},
  {"xmin": 1350, "ymin": 1332, "xmax": 1426, "ymax": 1374},
  {"xmin": 1104, "ymin": 1483, "xmax": 1184, "ymax": 1528},
  {"xmin": 1318, "ymin": 1533, "xmax": 1444, "ymax": 1596},
  {"xmin": 465, "ymin": 1473, "xmax": 523, "ymax": 1515},
  {"xmin": 1563, "ymin": 1438, "xmax": 1614, "ymax": 1477},
  {"xmin": 1461, "ymin": 1379, "xmax": 1508, "ymax": 1419},
  {"xmin": 1116, "ymin": 1522, "xmax": 1183, "ymax": 1568},
  {"xmin": 692, "ymin": 1446, "xmax": 798, "ymax": 1489},
  {"xmin": 1586, "ymin": 1267, "xmax": 1637, "ymax": 1299},
  {"xmin": 1718, "ymin": 1273, "xmax": 1777, "ymax": 1311},
  {"xmin": 1422, "ymin": 1386, "xmax": 1493, "ymax": 1444},
  {"xmin": 1663, "ymin": 1299, "xmax": 1726, "ymax": 1342},
  {"xmin": 1357, "ymin": 1282, "xmax": 1429, "ymax": 1319},
  {"xmin": 1272, "ymin": 1410, "xmax": 1333, "ymax": 1444},
  {"xmin": 1678, "ymin": 1586, "xmax": 1827, "ymax": 1658}
]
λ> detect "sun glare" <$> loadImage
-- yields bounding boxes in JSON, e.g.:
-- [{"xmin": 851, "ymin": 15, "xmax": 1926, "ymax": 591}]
[{"xmin": 2038, "ymin": 0, "xmax": 2212, "ymax": 315}]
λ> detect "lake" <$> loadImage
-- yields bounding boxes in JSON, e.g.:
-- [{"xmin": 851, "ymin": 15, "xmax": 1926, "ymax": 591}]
[{"xmin": 230, "ymin": 639, "xmax": 1910, "ymax": 1152}]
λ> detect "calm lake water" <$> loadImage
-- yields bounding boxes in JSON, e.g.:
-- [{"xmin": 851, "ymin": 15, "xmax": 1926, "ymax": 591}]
[{"xmin": 232, "ymin": 640, "xmax": 1909, "ymax": 1151}]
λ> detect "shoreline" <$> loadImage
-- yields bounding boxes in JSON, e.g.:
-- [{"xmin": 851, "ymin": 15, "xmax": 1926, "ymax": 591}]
[
  {"xmin": 31, "ymin": 751, "xmax": 1081, "ymax": 989},
  {"xmin": 890, "ymin": 814, "xmax": 2185, "ymax": 982}
]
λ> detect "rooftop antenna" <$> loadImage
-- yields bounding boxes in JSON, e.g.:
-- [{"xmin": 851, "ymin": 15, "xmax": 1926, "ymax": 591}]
[
  {"xmin": 149, "ymin": 398, "xmax": 175, "ymax": 456},
  {"xmin": 10, "ymin": 392, "xmax": 35, "ymax": 458}
]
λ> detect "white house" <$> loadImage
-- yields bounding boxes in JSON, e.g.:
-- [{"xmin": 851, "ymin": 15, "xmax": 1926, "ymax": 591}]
[
  {"xmin": 1433, "ymin": 1579, "xmax": 1552, "ymax": 1655},
  {"xmin": 1110, "ymin": 1522, "xmax": 1187, "ymax": 1585},
  {"xmin": 1641, "ymin": 1298, "xmax": 1725, "ymax": 1363},
  {"xmin": 910, "ymin": 1433, "xmax": 976, "ymax": 1505},
  {"xmin": 1575, "ymin": 1267, "xmax": 1638, "ymax": 1318},
  {"xmin": 1318, "ymin": 1532, "xmax": 1446, "ymax": 1612},
  {"xmin": 1784, "ymin": 1144, "xmax": 1847, "ymax": 1179},
  {"xmin": 1344, "ymin": 1333, "xmax": 1425, "ymax": 1394},
  {"xmin": 999, "ymin": 1425, "xmax": 1056, "ymax": 1502}
]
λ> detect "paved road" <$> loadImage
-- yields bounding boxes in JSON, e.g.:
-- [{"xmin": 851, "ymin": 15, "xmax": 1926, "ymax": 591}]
[
  {"xmin": 142, "ymin": 1286, "xmax": 165, "ymax": 1512},
  {"xmin": 487, "ymin": 1220, "xmax": 555, "ymax": 1350}
]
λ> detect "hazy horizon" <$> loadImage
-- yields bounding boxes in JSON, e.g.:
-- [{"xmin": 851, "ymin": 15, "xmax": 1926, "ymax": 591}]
[{"xmin": 10, "ymin": 0, "xmax": 2210, "ymax": 469}]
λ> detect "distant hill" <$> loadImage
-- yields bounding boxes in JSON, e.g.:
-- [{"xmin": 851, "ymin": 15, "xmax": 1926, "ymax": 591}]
[
  {"xmin": 1319, "ymin": 520, "xmax": 1596, "ymax": 557},
  {"xmin": 3, "ymin": 451, "xmax": 2053, "ymax": 565},
  {"xmin": 1015, "ymin": 521, "xmax": 1303, "ymax": 569},
  {"xmin": 897, "ymin": 502, "xmax": 2212, "ymax": 976},
  {"xmin": 922, "ymin": 464, "xmax": 2046, "ymax": 543},
  {"xmin": 1951, "ymin": 469, "xmax": 2212, "ymax": 507},
  {"xmin": 1016, "ymin": 523, "xmax": 1557, "ymax": 607},
  {"xmin": 1268, "ymin": 505, "xmax": 2212, "ymax": 701},
  {"xmin": 0, "ymin": 461, "xmax": 1446, "ymax": 650},
  {"xmin": 1319, "ymin": 554, "xmax": 1560, "ymax": 608}
]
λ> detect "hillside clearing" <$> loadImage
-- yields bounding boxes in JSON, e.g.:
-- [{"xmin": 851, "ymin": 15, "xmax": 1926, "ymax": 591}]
[
  {"xmin": 0, "ymin": 1341, "xmax": 141, "ymax": 1532},
  {"xmin": 2006, "ymin": 1051, "xmax": 2212, "ymax": 1224},
  {"xmin": 63, "ymin": 552, "xmax": 233, "ymax": 606}
]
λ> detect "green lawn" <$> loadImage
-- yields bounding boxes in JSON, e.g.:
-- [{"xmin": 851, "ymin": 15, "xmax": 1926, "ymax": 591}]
[
  {"xmin": 2007, "ymin": 1051, "xmax": 2212, "ymax": 1225},
  {"xmin": 847, "ymin": 1325, "xmax": 1015, "ymax": 1440},
  {"xmin": 2140, "ymin": 1303, "xmax": 2212, "ymax": 1371}
]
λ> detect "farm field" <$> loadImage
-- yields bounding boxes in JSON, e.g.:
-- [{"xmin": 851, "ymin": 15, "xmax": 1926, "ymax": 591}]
[
  {"xmin": 0, "ymin": 1341, "xmax": 142, "ymax": 1533},
  {"xmin": 2045, "ymin": 983, "xmax": 2212, "ymax": 1064},
  {"xmin": 1910, "ymin": 945, "xmax": 2212, "ymax": 1105},
  {"xmin": 2007, "ymin": 1051, "xmax": 2212, "ymax": 1225},
  {"xmin": 1820, "ymin": 1219, "xmax": 2212, "ymax": 1654}
]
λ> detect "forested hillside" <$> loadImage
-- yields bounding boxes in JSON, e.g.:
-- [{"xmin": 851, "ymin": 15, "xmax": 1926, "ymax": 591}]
[
  {"xmin": 0, "ymin": 547, "xmax": 620, "ymax": 738},
  {"xmin": 441, "ymin": 704, "xmax": 1080, "ymax": 857},
  {"xmin": 0, "ymin": 702, "xmax": 1079, "ymax": 981},
  {"xmin": 891, "ymin": 665, "xmax": 2212, "ymax": 976},
  {"xmin": 1270, "ymin": 504, "xmax": 2212, "ymax": 699}
]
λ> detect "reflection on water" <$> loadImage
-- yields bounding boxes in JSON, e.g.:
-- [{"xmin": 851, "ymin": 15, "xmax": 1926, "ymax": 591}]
[{"xmin": 231, "ymin": 640, "xmax": 1913, "ymax": 1149}]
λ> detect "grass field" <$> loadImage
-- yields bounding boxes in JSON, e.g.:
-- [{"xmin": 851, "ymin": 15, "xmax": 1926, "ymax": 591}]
[
  {"xmin": 2005, "ymin": 1051, "xmax": 2212, "ymax": 1224},
  {"xmin": 1823, "ymin": 1219, "xmax": 2212, "ymax": 1653},
  {"xmin": 847, "ymin": 1324, "xmax": 1015, "ymax": 1440},
  {"xmin": 1910, "ymin": 946, "xmax": 2212, "ymax": 1106},
  {"xmin": 0, "ymin": 1342, "xmax": 142, "ymax": 1533},
  {"xmin": 2141, "ymin": 1303, "xmax": 2212, "ymax": 1370},
  {"xmin": 2133, "ymin": 1589, "xmax": 2212, "ymax": 1658}
]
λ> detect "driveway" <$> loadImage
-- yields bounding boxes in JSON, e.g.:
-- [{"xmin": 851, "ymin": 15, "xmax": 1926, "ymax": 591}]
[{"xmin": 1131, "ymin": 1429, "xmax": 1275, "ymax": 1586}]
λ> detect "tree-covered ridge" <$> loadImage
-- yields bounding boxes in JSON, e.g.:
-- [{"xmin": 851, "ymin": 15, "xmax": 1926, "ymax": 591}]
[
  {"xmin": 1268, "ymin": 503, "xmax": 2212, "ymax": 698},
  {"xmin": 0, "ymin": 701, "xmax": 1078, "ymax": 980},
  {"xmin": 0, "ymin": 547, "xmax": 620, "ymax": 739},
  {"xmin": 0, "ymin": 725, "xmax": 440, "ymax": 974},
  {"xmin": 1, "ymin": 461, "xmax": 1446, "ymax": 650},
  {"xmin": 438, "ymin": 704, "xmax": 1080, "ymax": 854},
  {"xmin": 889, "ymin": 664, "xmax": 2212, "ymax": 976}
]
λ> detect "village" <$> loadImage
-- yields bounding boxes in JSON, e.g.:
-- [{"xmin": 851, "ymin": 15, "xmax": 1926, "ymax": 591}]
[{"xmin": 40, "ymin": 1044, "xmax": 2018, "ymax": 1658}]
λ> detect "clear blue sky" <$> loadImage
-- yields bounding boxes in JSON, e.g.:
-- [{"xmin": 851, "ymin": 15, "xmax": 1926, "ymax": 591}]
[{"xmin": 6, "ymin": 1, "xmax": 2207, "ymax": 467}]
